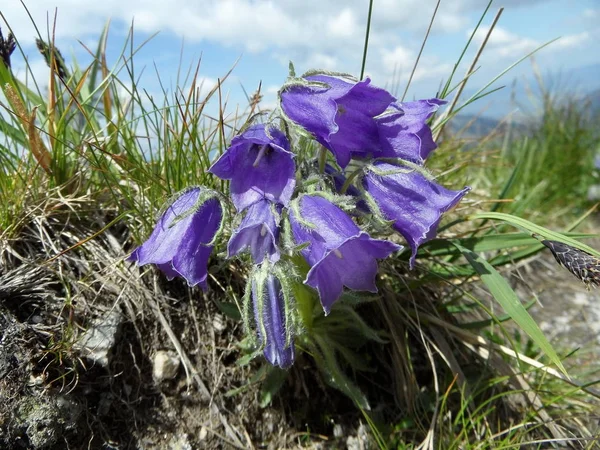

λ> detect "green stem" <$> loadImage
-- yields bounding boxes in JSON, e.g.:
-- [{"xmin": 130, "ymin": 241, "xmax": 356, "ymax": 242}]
[{"xmin": 359, "ymin": 0, "xmax": 374, "ymax": 80}]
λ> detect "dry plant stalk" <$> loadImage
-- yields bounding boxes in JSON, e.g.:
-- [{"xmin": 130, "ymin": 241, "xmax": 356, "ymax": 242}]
[
  {"xmin": 432, "ymin": 7, "xmax": 504, "ymax": 141},
  {"xmin": 4, "ymin": 83, "xmax": 52, "ymax": 175}
]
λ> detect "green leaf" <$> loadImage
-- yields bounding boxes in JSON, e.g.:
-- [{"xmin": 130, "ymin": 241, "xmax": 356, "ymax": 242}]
[
  {"xmin": 469, "ymin": 212, "xmax": 600, "ymax": 259},
  {"xmin": 312, "ymin": 335, "xmax": 371, "ymax": 410},
  {"xmin": 418, "ymin": 232, "xmax": 594, "ymax": 258},
  {"xmin": 259, "ymin": 367, "xmax": 289, "ymax": 407},
  {"xmin": 293, "ymin": 278, "xmax": 316, "ymax": 330},
  {"xmin": 453, "ymin": 242, "xmax": 568, "ymax": 376},
  {"xmin": 459, "ymin": 298, "xmax": 538, "ymax": 329},
  {"xmin": 216, "ymin": 301, "xmax": 241, "ymax": 321}
]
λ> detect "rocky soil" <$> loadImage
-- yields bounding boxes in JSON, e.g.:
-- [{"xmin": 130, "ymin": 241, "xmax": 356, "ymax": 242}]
[{"xmin": 1, "ymin": 226, "xmax": 599, "ymax": 449}]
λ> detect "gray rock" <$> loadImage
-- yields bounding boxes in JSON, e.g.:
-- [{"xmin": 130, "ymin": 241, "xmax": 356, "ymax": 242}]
[
  {"xmin": 167, "ymin": 433, "xmax": 192, "ymax": 450},
  {"xmin": 75, "ymin": 310, "xmax": 122, "ymax": 367},
  {"xmin": 333, "ymin": 423, "xmax": 344, "ymax": 438},
  {"xmin": 347, "ymin": 422, "xmax": 371, "ymax": 450},
  {"xmin": 16, "ymin": 396, "xmax": 81, "ymax": 449}
]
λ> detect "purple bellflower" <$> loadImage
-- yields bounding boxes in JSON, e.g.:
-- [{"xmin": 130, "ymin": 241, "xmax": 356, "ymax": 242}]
[
  {"xmin": 228, "ymin": 199, "xmax": 282, "ymax": 264},
  {"xmin": 376, "ymin": 99, "xmax": 445, "ymax": 165},
  {"xmin": 128, "ymin": 187, "xmax": 223, "ymax": 291},
  {"xmin": 253, "ymin": 273, "xmax": 295, "ymax": 368},
  {"xmin": 280, "ymin": 73, "xmax": 395, "ymax": 168},
  {"xmin": 209, "ymin": 124, "xmax": 296, "ymax": 212},
  {"xmin": 290, "ymin": 195, "xmax": 401, "ymax": 313},
  {"xmin": 363, "ymin": 162, "xmax": 470, "ymax": 268}
]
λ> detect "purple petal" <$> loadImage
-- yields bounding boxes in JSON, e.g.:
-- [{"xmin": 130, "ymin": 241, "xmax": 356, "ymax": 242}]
[
  {"xmin": 394, "ymin": 98, "xmax": 446, "ymax": 119},
  {"xmin": 363, "ymin": 162, "xmax": 469, "ymax": 268},
  {"xmin": 377, "ymin": 99, "xmax": 445, "ymax": 163},
  {"xmin": 281, "ymin": 75, "xmax": 395, "ymax": 168},
  {"xmin": 228, "ymin": 200, "xmax": 281, "ymax": 264},
  {"xmin": 328, "ymin": 106, "xmax": 381, "ymax": 167},
  {"xmin": 132, "ymin": 188, "xmax": 202, "ymax": 266},
  {"xmin": 305, "ymin": 233, "xmax": 400, "ymax": 313},
  {"xmin": 209, "ymin": 124, "xmax": 296, "ymax": 211},
  {"xmin": 290, "ymin": 195, "xmax": 361, "ymax": 265},
  {"xmin": 156, "ymin": 262, "xmax": 178, "ymax": 280},
  {"xmin": 334, "ymin": 77, "xmax": 395, "ymax": 117},
  {"xmin": 280, "ymin": 83, "xmax": 340, "ymax": 150},
  {"xmin": 128, "ymin": 189, "xmax": 222, "ymax": 290},
  {"xmin": 290, "ymin": 195, "xmax": 400, "ymax": 312}
]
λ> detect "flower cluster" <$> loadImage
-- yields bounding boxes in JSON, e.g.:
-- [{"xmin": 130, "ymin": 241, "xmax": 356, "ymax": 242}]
[{"xmin": 129, "ymin": 69, "xmax": 470, "ymax": 369}]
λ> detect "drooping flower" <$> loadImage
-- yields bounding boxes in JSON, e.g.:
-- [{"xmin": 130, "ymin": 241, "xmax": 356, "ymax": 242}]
[
  {"xmin": 290, "ymin": 195, "xmax": 401, "ymax": 313},
  {"xmin": 209, "ymin": 124, "xmax": 296, "ymax": 212},
  {"xmin": 376, "ymin": 99, "xmax": 445, "ymax": 164},
  {"xmin": 228, "ymin": 199, "xmax": 282, "ymax": 264},
  {"xmin": 252, "ymin": 272, "xmax": 295, "ymax": 368},
  {"xmin": 128, "ymin": 187, "xmax": 223, "ymax": 290},
  {"xmin": 362, "ymin": 162, "xmax": 469, "ymax": 268},
  {"xmin": 280, "ymin": 73, "xmax": 395, "ymax": 168}
]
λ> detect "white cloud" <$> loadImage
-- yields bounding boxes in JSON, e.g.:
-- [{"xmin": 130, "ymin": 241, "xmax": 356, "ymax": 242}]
[
  {"xmin": 1, "ymin": 0, "xmax": 596, "ymax": 108},
  {"xmin": 1, "ymin": 0, "xmax": 478, "ymax": 54},
  {"xmin": 472, "ymin": 26, "xmax": 538, "ymax": 57},
  {"xmin": 327, "ymin": 8, "xmax": 359, "ymax": 39},
  {"xmin": 380, "ymin": 45, "xmax": 451, "ymax": 84},
  {"xmin": 583, "ymin": 8, "xmax": 599, "ymax": 20},
  {"xmin": 11, "ymin": 57, "xmax": 50, "ymax": 89},
  {"xmin": 381, "ymin": 45, "xmax": 414, "ymax": 69},
  {"xmin": 2, "ymin": 0, "xmax": 573, "ymax": 87},
  {"xmin": 194, "ymin": 76, "xmax": 219, "ymax": 98},
  {"xmin": 553, "ymin": 32, "xmax": 590, "ymax": 50},
  {"xmin": 304, "ymin": 53, "xmax": 339, "ymax": 71},
  {"xmin": 471, "ymin": 25, "xmax": 589, "ymax": 59}
]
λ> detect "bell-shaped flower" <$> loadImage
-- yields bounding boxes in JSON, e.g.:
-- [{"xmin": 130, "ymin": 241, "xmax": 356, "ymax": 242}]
[
  {"xmin": 252, "ymin": 272, "xmax": 295, "ymax": 368},
  {"xmin": 290, "ymin": 195, "xmax": 401, "ymax": 313},
  {"xmin": 228, "ymin": 199, "xmax": 282, "ymax": 264},
  {"xmin": 362, "ymin": 162, "xmax": 469, "ymax": 268},
  {"xmin": 128, "ymin": 187, "xmax": 223, "ymax": 290},
  {"xmin": 280, "ymin": 73, "xmax": 395, "ymax": 168},
  {"xmin": 209, "ymin": 124, "xmax": 296, "ymax": 212},
  {"xmin": 376, "ymin": 99, "xmax": 445, "ymax": 165}
]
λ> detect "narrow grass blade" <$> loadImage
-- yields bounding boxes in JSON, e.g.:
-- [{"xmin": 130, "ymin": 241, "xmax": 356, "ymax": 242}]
[
  {"xmin": 418, "ymin": 232, "xmax": 594, "ymax": 258},
  {"xmin": 469, "ymin": 212, "xmax": 600, "ymax": 258},
  {"xmin": 453, "ymin": 242, "xmax": 568, "ymax": 377}
]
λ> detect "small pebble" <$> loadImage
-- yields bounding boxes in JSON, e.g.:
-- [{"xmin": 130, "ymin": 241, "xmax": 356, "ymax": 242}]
[
  {"xmin": 199, "ymin": 426, "xmax": 208, "ymax": 440},
  {"xmin": 333, "ymin": 423, "xmax": 344, "ymax": 438},
  {"xmin": 212, "ymin": 315, "xmax": 226, "ymax": 332},
  {"xmin": 153, "ymin": 350, "xmax": 181, "ymax": 382}
]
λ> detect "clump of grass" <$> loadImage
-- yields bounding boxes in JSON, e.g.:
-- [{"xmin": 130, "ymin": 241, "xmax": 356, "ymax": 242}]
[{"xmin": 439, "ymin": 78, "xmax": 599, "ymax": 227}]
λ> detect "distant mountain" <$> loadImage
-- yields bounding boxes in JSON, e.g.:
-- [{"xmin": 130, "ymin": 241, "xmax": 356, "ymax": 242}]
[
  {"xmin": 560, "ymin": 63, "xmax": 600, "ymax": 93},
  {"xmin": 588, "ymin": 89, "xmax": 600, "ymax": 116},
  {"xmin": 444, "ymin": 65, "xmax": 600, "ymax": 138},
  {"xmin": 458, "ymin": 63, "xmax": 600, "ymax": 119},
  {"xmin": 444, "ymin": 113, "xmax": 528, "ymax": 139},
  {"xmin": 445, "ymin": 114, "xmax": 505, "ymax": 137}
]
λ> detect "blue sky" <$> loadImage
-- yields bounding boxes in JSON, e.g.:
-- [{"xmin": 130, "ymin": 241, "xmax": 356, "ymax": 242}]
[{"xmin": 2, "ymin": 0, "xmax": 599, "ymax": 118}]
